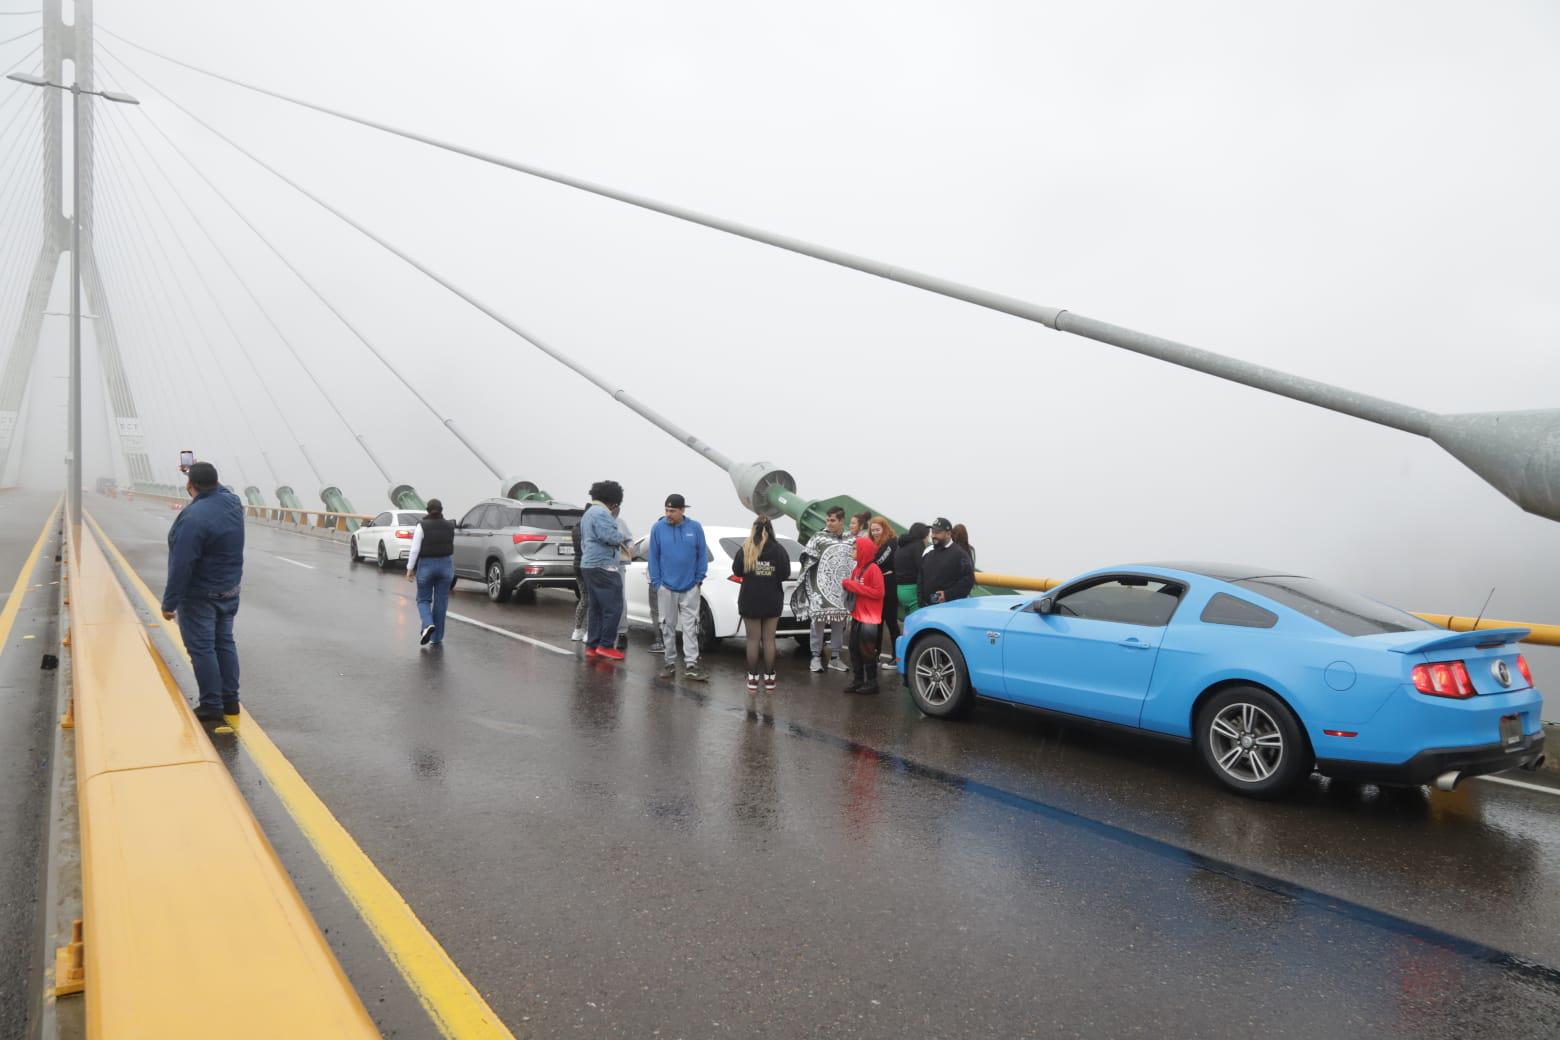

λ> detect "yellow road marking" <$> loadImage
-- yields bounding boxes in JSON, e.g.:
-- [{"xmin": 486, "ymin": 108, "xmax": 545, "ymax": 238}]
[
  {"xmin": 0, "ymin": 499, "xmax": 61, "ymax": 652},
  {"xmin": 85, "ymin": 511, "xmax": 517, "ymax": 1040}
]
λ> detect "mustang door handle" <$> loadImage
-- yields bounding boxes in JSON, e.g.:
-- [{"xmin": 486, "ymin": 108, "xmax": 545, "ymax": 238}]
[{"xmin": 1118, "ymin": 639, "xmax": 1152, "ymax": 650}]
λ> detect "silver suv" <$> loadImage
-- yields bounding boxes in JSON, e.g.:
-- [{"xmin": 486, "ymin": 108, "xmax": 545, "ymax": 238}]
[{"xmin": 452, "ymin": 498, "xmax": 584, "ymax": 603}]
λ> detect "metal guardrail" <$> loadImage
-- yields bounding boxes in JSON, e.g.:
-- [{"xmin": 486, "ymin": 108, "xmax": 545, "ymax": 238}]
[
  {"xmin": 68, "ymin": 518, "xmax": 377, "ymax": 1036},
  {"xmin": 972, "ymin": 572, "xmax": 1560, "ymax": 649}
]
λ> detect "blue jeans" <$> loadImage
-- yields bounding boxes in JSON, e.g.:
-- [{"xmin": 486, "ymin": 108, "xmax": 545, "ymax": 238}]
[
  {"xmin": 582, "ymin": 567, "xmax": 623, "ymax": 649},
  {"xmin": 177, "ymin": 593, "xmax": 241, "ymax": 710},
  {"xmin": 415, "ymin": 556, "xmax": 454, "ymax": 643}
]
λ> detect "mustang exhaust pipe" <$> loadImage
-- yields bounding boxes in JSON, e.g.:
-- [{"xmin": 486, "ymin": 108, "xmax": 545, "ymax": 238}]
[{"xmin": 1434, "ymin": 770, "xmax": 1463, "ymax": 792}]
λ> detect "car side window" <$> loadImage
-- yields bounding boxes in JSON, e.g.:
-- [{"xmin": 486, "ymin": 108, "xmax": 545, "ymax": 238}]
[
  {"xmin": 372, "ymin": 512, "xmax": 392, "ymax": 528},
  {"xmin": 460, "ymin": 505, "xmax": 490, "ymax": 529},
  {"xmin": 493, "ymin": 506, "xmax": 523, "ymax": 529},
  {"xmin": 1200, "ymin": 592, "xmax": 1278, "ymax": 629},
  {"xmin": 1052, "ymin": 577, "xmax": 1183, "ymax": 627}
]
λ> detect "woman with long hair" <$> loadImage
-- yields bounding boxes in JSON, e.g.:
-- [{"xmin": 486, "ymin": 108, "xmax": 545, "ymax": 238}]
[
  {"xmin": 866, "ymin": 516, "xmax": 901, "ymax": 659},
  {"xmin": 732, "ymin": 515, "xmax": 792, "ymax": 693},
  {"xmin": 952, "ymin": 523, "xmax": 975, "ymax": 569}
]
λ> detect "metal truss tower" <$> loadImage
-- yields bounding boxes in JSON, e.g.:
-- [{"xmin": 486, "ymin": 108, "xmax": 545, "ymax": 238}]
[{"xmin": 0, "ymin": 0, "xmax": 152, "ymax": 488}]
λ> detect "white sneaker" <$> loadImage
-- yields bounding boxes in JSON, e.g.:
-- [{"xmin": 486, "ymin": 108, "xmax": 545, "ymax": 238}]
[
  {"xmin": 570, "ymin": 628, "xmax": 584, "ymax": 642},
  {"xmin": 827, "ymin": 658, "xmax": 849, "ymax": 672},
  {"xmin": 809, "ymin": 656, "xmax": 824, "ymax": 673}
]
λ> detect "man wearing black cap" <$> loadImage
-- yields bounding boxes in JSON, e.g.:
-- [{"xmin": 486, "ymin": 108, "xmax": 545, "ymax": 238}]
[
  {"xmin": 160, "ymin": 461, "xmax": 246, "ymax": 722},
  {"xmin": 648, "ymin": 493, "xmax": 709, "ymax": 680},
  {"xmin": 917, "ymin": 517, "xmax": 974, "ymax": 608}
]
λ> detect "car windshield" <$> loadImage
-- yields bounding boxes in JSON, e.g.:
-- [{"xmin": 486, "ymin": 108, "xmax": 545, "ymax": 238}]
[
  {"xmin": 1231, "ymin": 576, "xmax": 1436, "ymax": 637},
  {"xmin": 396, "ymin": 512, "xmax": 425, "ymax": 526},
  {"xmin": 516, "ymin": 508, "xmax": 583, "ymax": 531},
  {"xmin": 718, "ymin": 536, "xmax": 805, "ymax": 566}
]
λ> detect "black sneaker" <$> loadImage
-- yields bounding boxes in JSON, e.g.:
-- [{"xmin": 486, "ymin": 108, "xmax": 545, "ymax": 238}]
[
  {"xmin": 683, "ymin": 666, "xmax": 709, "ymax": 682},
  {"xmin": 659, "ymin": 662, "xmax": 677, "ymax": 678},
  {"xmin": 859, "ymin": 680, "xmax": 880, "ymax": 695},
  {"xmin": 193, "ymin": 704, "xmax": 225, "ymax": 723},
  {"xmin": 222, "ymin": 699, "xmax": 241, "ymax": 716},
  {"xmin": 420, "ymin": 625, "xmax": 435, "ymax": 645},
  {"xmin": 843, "ymin": 680, "xmax": 863, "ymax": 694}
]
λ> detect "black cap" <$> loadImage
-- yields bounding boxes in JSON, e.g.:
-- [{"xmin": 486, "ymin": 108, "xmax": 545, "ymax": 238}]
[
  {"xmin": 187, "ymin": 461, "xmax": 219, "ymax": 489},
  {"xmin": 665, "ymin": 493, "xmax": 687, "ymax": 509},
  {"xmin": 930, "ymin": 516, "xmax": 953, "ymax": 532}
]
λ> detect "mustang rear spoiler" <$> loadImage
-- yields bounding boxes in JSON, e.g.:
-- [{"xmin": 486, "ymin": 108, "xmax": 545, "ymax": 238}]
[{"xmin": 1386, "ymin": 627, "xmax": 1531, "ymax": 654}]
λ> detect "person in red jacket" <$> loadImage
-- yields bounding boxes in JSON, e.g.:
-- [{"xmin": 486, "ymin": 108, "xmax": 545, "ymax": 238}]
[{"xmin": 841, "ymin": 536, "xmax": 885, "ymax": 694}]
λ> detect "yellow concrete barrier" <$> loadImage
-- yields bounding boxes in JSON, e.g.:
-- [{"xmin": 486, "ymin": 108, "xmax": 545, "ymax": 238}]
[
  {"xmin": 69, "ymin": 520, "xmax": 378, "ymax": 1037},
  {"xmin": 973, "ymin": 571, "xmax": 1560, "ymax": 648}
]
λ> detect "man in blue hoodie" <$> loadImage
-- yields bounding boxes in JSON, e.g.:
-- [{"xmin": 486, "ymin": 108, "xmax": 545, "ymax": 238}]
[
  {"xmin": 160, "ymin": 461, "xmax": 246, "ymax": 722},
  {"xmin": 648, "ymin": 493, "xmax": 709, "ymax": 681}
]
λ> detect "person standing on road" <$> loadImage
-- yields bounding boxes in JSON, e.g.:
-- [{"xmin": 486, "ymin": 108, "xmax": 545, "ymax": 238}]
[
  {"xmin": 867, "ymin": 516, "xmax": 901, "ymax": 662},
  {"xmin": 796, "ymin": 506, "xmax": 853, "ymax": 673},
  {"xmin": 849, "ymin": 511, "xmax": 872, "ymax": 540},
  {"xmin": 918, "ymin": 517, "xmax": 975, "ymax": 607},
  {"xmin": 580, "ymin": 480, "xmax": 632, "ymax": 661},
  {"xmin": 649, "ymin": 493, "xmax": 709, "ymax": 681},
  {"xmin": 404, "ymin": 498, "xmax": 455, "ymax": 647},
  {"xmin": 892, "ymin": 521, "xmax": 929, "ymax": 620},
  {"xmin": 952, "ymin": 523, "xmax": 976, "ymax": 569},
  {"xmin": 841, "ymin": 535, "xmax": 886, "ymax": 695},
  {"xmin": 732, "ymin": 515, "xmax": 791, "ymax": 693},
  {"xmin": 160, "ymin": 461, "xmax": 245, "ymax": 723}
]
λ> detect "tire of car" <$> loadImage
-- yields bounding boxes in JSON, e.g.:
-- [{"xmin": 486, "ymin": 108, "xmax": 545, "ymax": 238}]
[
  {"xmin": 485, "ymin": 559, "xmax": 514, "ymax": 604},
  {"xmin": 1194, "ymin": 685, "xmax": 1310, "ymax": 799},
  {"xmin": 349, "ymin": 537, "xmax": 359, "ymax": 564},
  {"xmin": 697, "ymin": 599, "xmax": 718, "ymax": 653},
  {"xmin": 376, "ymin": 543, "xmax": 390, "ymax": 570},
  {"xmin": 906, "ymin": 633, "xmax": 974, "ymax": 719}
]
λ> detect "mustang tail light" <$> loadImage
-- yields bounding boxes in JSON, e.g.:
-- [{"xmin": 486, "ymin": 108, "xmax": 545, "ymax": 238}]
[
  {"xmin": 1412, "ymin": 660, "xmax": 1476, "ymax": 699},
  {"xmin": 1516, "ymin": 655, "xmax": 1533, "ymax": 686},
  {"xmin": 513, "ymin": 533, "xmax": 547, "ymax": 545}
]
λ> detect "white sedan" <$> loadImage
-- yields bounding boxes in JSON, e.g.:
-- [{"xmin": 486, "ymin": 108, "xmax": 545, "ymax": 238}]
[
  {"xmin": 349, "ymin": 510, "xmax": 426, "ymax": 569},
  {"xmin": 624, "ymin": 525, "xmax": 808, "ymax": 651}
]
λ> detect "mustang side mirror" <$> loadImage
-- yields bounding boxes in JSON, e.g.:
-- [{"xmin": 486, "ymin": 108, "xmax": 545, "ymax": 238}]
[{"xmin": 1033, "ymin": 597, "xmax": 1055, "ymax": 615}]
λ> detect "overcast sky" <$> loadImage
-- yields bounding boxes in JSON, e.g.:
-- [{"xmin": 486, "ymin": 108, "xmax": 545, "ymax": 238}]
[{"xmin": 6, "ymin": 1, "xmax": 1559, "ymax": 713}]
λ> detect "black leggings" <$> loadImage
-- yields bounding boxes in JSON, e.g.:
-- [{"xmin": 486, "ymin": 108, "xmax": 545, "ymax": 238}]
[
  {"xmin": 849, "ymin": 620, "xmax": 880, "ymax": 682},
  {"xmin": 744, "ymin": 616, "xmax": 780, "ymax": 673},
  {"xmin": 880, "ymin": 579, "xmax": 901, "ymax": 648}
]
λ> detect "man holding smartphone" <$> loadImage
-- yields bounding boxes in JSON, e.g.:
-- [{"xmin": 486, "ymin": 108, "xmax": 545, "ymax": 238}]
[
  {"xmin": 917, "ymin": 517, "xmax": 974, "ymax": 608},
  {"xmin": 160, "ymin": 460, "xmax": 246, "ymax": 722}
]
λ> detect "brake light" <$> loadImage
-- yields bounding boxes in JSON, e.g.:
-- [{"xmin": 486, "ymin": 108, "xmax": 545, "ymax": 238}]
[
  {"xmin": 1516, "ymin": 655, "xmax": 1533, "ymax": 685},
  {"xmin": 513, "ymin": 533, "xmax": 546, "ymax": 544},
  {"xmin": 728, "ymin": 575, "xmax": 743, "ymax": 583},
  {"xmin": 395, "ymin": 530, "xmax": 413, "ymax": 539},
  {"xmin": 1412, "ymin": 660, "xmax": 1476, "ymax": 699}
]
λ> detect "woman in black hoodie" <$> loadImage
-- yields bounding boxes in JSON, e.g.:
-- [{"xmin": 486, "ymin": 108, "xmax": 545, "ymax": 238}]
[
  {"xmin": 732, "ymin": 515, "xmax": 792, "ymax": 693},
  {"xmin": 892, "ymin": 522, "xmax": 930, "ymax": 621}
]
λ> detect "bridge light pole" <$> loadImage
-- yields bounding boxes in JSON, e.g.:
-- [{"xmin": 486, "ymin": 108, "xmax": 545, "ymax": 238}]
[{"xmin": 7, "ymin": 71, "xmax": 139, "ymax": 541}]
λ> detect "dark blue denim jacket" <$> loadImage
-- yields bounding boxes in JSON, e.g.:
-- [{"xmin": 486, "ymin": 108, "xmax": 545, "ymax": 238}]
[{"xmin": 162, "ymin": 486, "xmax": 246, "ymax": 612}]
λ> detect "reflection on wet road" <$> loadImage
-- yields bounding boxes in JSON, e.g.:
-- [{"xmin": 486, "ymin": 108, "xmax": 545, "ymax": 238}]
[{"xmin": 92, "ymin": 496, "xmax": 1560, "ymax": 1038}]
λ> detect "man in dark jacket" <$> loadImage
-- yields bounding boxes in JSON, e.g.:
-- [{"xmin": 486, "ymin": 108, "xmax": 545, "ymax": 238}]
[
  {"xmin": 917, "ymin": 517, "xmax": 974, "ymax": 607},
  {"xmin": 160, "ymin": 461, "xmax": 246, "ymax": 722}
]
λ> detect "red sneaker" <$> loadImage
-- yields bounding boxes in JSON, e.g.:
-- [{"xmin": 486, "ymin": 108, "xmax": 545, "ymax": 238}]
[
  {"xmin": 596, "ymin": 647, "xmax": 625, "ymax": 661},
  {"xmin": 584, "ymin": 646, "xmax": 600, "ymax": 658}
]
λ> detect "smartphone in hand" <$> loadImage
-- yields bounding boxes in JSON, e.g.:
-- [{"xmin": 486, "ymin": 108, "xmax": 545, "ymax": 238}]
[{"xmin": 178, "ymin": 449, "xmax": 195, "ymax": 472}]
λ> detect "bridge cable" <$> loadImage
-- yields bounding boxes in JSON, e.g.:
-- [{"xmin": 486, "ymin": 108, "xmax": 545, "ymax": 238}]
[
  {"xmin": 97, "ymin": 26, "xmax": 1437, "ymax": 439},
  {"xmin": 93, "ymin": 115, "xmax": 281, "ymax": 486},
  {"xmin": 102, "ymin": 46, "xmax": 742, "ymax": 477},
  {"xmin": 0, "ymin": 94, "xmax": 45, "ymax": 345},
  {"xmin": 90, "ymin": 148, "xmax": 248, "ymax": 477},
  {"xmin": 99, "ymin": 51, "xmax": 512, "ymax": 486},
  {"xmin": 0, "ymin": 24, "xmax": 39, "ymax": 47}
]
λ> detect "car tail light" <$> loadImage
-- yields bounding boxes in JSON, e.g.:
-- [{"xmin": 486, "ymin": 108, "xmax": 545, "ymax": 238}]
[
  {"xmin": 1516, "ymin": 655, "xmax": 1533, "ymax": 685},
  {"xmin": 728, "ymin": 575, "xmax": 743, "ymax": 583},
  {"xmin": 524, "ymin": 564, "xmax": 544, "ymax": 575},
  {"xmin": 395, "ymin": 529, "xmax": 413, "ymax": 539},
  {"xmin": 513, "ymin": 533, "xmax": 546, "ymax": 545},
  {"xmin": 1412, "ymin": 660, "xmax": 1476, "ymax": 699}
]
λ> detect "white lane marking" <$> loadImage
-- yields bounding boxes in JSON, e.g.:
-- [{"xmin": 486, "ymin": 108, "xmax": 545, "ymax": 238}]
[
  {"xmin": 271, "ymin": 554, "xmax": 316, "ymax": 570},
  {"xmin": 1475, "ymin": 775, "xmax": 1560, "ymax": 797},
  {"xmin": 445, "ymin": 611, "xmax": 573, "ymax": 656}
]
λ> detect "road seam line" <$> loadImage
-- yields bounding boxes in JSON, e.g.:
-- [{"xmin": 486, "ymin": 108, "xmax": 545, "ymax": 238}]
[
  {"xmin": 445, "ymin": 610, "xmax": 573, "ymax": 655},
  {"xmin": 84, "ymin": 510, "xmax": 518, "ymax": 1040}
]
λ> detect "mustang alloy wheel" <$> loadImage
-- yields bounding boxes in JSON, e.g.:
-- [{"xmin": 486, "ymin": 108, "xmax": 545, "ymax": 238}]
[
  {"xmin": 1195, "ymin": 686, "xmax": 1309, "ymax": 798},
  {"xmin": 907, "ymin": 634, "xmax": 973, "ymax": 719}
]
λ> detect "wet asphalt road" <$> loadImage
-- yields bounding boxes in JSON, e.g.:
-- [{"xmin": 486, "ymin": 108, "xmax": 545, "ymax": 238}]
[
  {"xmin": 54, "ymin": 496, "xmax": 1560, "ymax": 1036},
  {"xmin": 0, "ymin": 491, "xmax": 61, "ymax": 1039}
]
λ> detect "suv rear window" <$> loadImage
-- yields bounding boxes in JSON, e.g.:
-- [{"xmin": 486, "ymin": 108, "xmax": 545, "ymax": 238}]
[
  {"xmin": 719, "ymin": 537, "xmax": 805, "ymax": 566},
  {"xmin": 1231, "ymin": 576, "xmax": 1435, "ymax": 637},
  {"xmin": 518, "ymin": 508, "xmax": 584, "ymax": 531}
]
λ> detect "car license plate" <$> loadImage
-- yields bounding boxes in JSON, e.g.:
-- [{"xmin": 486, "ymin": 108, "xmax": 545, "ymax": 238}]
[
  {"xmin": 557, "ymin": 544, "xmax": 574, "ymax": 556},
  {"xmin": 1500, "ymin": 714, "xmax": 1523, "ymax": 749}
]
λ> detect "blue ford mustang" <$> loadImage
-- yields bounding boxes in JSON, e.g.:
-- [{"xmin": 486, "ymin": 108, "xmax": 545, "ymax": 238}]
[{"xmin": 895, "ymin": 563, "xmax": 1546, "ymax": 798}]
